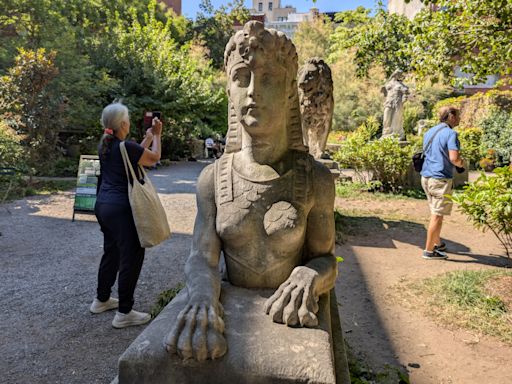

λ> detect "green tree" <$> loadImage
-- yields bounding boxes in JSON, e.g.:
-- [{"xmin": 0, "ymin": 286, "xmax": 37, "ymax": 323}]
[
  {"xmin": 330, "ymin": 50, "xmax": 385, "ymax": 131},
  {"xmin": 193, "ymin": 0, "xmax": 249, "ymax": 69},
  {"xmin": 329, "ymin": 5, "xmax": 412, "ymax": 78},
  {"xmin": 293, "ymin": 15, "xmax": 334, "ymax": 65},
  {"xmin": 0, "ymin": 48, "xmax": 61, "ymax": 172},
  {"xmin": 100, "ymin": 1, "xmax": 227, "ymax": 157},
  {"xmin": 408, "ymin": 0, "xmax": 512, "ymax": 85}
]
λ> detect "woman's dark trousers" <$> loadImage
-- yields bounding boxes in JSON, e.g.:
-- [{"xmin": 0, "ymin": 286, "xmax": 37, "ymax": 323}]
[{"xmin": 95, "ymin": 202, "xmax": 145, "ymax": 314}]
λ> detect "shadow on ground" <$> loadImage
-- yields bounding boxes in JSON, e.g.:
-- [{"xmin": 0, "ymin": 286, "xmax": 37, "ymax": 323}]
[
  {"xmin": 336, "ymin": 213, "xmax": 508, "ymax": 268},
  {"xmin": 336, "ymin": 243, "xmax": 411, "ymax": 383}
]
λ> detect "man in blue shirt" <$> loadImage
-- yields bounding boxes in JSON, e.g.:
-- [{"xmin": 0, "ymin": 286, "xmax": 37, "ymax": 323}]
[{"xmin": 421, "ymin": 106, "xmax": 464, "ymax": 260}]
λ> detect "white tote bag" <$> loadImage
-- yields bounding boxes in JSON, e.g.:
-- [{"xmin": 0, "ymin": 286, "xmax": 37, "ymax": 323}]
[{"xmin": 120, "ymin": 142, "xmax": 171, "ymax": 248}]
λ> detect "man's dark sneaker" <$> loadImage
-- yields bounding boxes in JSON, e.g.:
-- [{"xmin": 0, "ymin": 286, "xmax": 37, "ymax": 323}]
[
  {"xmin": 422, "ymin": 249, "xmax": 448, "ymax": 260},
  {"xmin": 434, "ymin": 242, "xmax": 447, "ymax": 252}
]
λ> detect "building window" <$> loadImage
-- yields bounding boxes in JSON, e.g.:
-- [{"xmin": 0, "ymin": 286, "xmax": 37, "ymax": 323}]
[
  {"xmin": 269, "ymin": 2, "xmax": 273, "ymax": 11},
  {"xmin": 258, "ymin": 2, "xmax": 262, "ymax": 12}
]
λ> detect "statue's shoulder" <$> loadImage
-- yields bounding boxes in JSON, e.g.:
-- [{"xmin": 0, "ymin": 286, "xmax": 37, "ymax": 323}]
[
  {"xmin": 196, "ymin": 163, "xmax": 216, "ymax": 199},
  {"xmin": 309, "ymin": 158, "xmax": 335, "ymax": 200},
  {"xmin": 310, "ymin": 159, "xmax": 334, "ymax": 182}
]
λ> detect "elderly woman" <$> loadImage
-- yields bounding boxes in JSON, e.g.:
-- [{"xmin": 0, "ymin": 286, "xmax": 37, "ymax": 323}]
[
  {"xmin": 165, "ymin": 22, "xmax": 337, "ymax": 361},
  {"xmin": 89, "ymin": 102, "xmax": 163, "ymax": 328}
]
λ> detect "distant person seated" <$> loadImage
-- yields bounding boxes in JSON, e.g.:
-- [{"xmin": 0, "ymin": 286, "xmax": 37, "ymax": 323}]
[{"xmin": 205, "ymin": 137, "xmax": 215, "ymax": 158}]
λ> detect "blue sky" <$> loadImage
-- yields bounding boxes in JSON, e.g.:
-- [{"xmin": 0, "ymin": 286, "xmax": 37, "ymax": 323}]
[{"xmin": 182, "ymin": 1, "xmax": 379, "ymax": 19}]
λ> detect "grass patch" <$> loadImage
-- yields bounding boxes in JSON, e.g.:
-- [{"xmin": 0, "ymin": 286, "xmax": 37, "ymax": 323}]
[
  {"xmin": 150, "ymin": 283, "xmax": 184, "ymax": 319},
  {"xmin": 336, "ymin": 181, "xmax": 425, "ymax": 201},
  {"xmin": 345, "ymin": 342, "xmax": 410, "ymax": 384},
  {"xmin": 410, "ymin": 270, "xmax": 512, "ymax": 344},
  {"xmin": 0, "ymin": 179, "xmax": 76, "ymax": 202}
]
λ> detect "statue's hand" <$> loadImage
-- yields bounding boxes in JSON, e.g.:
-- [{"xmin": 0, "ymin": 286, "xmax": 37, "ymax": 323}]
[
  {"xmin": 164, "ymin": 299, "xmax": 227, "ymax": 361},
  {"xmin": 263, "ymin": 266, "xmax": 320, "ymax": 327}
]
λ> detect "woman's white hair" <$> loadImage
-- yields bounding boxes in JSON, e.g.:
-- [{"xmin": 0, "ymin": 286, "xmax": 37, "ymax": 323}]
[{"xmin": 100, "ymin": 102, "xmax": 129, "ymax": 132}]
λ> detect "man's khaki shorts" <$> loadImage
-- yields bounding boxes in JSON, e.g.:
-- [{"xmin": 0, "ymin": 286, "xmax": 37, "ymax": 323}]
[{"xmin": 421, "ymin": 176, "xmax": 454, "ymax": 216}]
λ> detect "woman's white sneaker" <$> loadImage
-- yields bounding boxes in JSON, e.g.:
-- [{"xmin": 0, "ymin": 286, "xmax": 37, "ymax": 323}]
[
  {"xmin": 112, "ymin": 310, "xmax": 151, "ymax": 328},
  {"xmin": 90, "ymin": 297, "xmax": 119, "ymax": 314}
]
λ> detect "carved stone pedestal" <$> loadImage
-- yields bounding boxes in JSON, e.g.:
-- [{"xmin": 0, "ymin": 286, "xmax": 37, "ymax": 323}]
[{"xmin": 113, "ymin": 283, "xmax": 350, "ymax": 384}]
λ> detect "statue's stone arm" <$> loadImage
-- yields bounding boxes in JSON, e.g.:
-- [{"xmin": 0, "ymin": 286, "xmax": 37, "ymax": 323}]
[
  {"xmin": 164, "ymin": 165, "xmax": 227, "ymax": 361},
  {"xmin": 264, "ymin": 162, "xmax": 337, "ymax": 327}
]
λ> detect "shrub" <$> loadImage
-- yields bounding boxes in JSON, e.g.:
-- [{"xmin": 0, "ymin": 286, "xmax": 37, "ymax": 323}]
[
  {"xmin": 46, "ymin": 158, "xmax": 79, "ymax": 177},
  {"xmin": 479, "ymin": 110, "xmax": 512, "ymax": 166},
  {"xmin": 333, "ymin": 116, "xmax": 380, "ymax": 171},
  {"xmin": 0, "ymin": 120, "xmax": 25, "ymax": 170},
  {"xmin": 450, "ymin": 166, "xmax": 512, "ymax": 257},
  {"xmin": 334, "ymin": 117, "xmax": 413, "ymax": 191},
  {"xmin": 433, "ymin": 90, "xmax": 512, "ymax": 130},
  {"xmin": 457, "ymin": 127, "xmax": 483, "ymax": 169},
  {"xmin": 0, "ymin": 49, "xmax": 61, "ymax": 173},
  {"xmin": 479, "ymin": 149, "xmax": 498, "ymax": 172}
]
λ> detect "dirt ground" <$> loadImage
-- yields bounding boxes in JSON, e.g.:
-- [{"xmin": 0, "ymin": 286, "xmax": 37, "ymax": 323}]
[
  {"xmin": 1, "ymin": 161, "xmax": 511, "ymax": 384},
  {"xmin": 0, "ymin": 161, "xmax": 205, "ymax": 384},
  {"xmin": 335, "ymin": 195, "xmax": 512, "ymax": 384}
]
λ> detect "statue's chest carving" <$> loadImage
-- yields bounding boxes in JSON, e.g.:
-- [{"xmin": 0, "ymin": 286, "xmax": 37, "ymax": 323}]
[{"xmin": 216, "ymin": 172, "xmax": 304, "ymax": 240}]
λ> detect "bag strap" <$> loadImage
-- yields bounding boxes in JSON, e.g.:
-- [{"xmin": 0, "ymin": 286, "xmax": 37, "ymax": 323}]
[
  {"xmin": 424, "ymin": 124, "xmax": 448, "ymax": 153},
  {"xmin": 120, "ymin": 141, "xmax": 138, "ymax": 184}
]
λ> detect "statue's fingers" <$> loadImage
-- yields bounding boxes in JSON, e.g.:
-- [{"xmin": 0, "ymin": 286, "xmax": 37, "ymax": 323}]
[
  {"xmin": 217, "ymin": 301, "xmax": 225, "ymax": 318},
  {"xmin": 304, "ymin": 285, "xmax": 319, "ymax": 314},
  {"xmin": 164, "ymin": 304, "xmax": 191, "ymax": 353},
  {"xmin": 176, "ymin": 304, "xmax": 199, "ymax": 360},
  {"xmin": 269, "ymin": 283, "xmax": 295, "ymax": 324},
  {"xmin": 298, "ymin": 298, "xmax": 318, "ymax": 328},
  {"xmin": 263, "ymin": 281, "xmax": 290, "ymax": 314},
  {"xmin": 207, "ymin": 329, "xmax": 228, "ymax": 360},
  {"xmin": 208, "ymin": 305, "xmax": 225, "ymax": 333},
  {"xmin": 192, "ymin": 305, "xmax": 209, "ymax": 361},
  {"xmin": 282, "ymin": 286, "xmax": 304, "ymax": 327}
]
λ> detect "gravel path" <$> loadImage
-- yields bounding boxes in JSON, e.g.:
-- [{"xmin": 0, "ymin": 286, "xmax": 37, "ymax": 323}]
[{"xmin": 0, "ymin": 161, "xmax": 210, "ymax": 384}]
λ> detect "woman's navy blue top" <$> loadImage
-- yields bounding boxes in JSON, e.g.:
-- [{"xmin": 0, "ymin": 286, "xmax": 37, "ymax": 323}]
[{"xmin": 96, "ymin": 137, "xmax": 144, "ymax": 206}]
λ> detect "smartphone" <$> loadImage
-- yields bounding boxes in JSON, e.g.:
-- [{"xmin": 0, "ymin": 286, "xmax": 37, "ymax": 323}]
[{"xmin": 152, "ymin": 111, "xmax": 162, "ymax": 120}]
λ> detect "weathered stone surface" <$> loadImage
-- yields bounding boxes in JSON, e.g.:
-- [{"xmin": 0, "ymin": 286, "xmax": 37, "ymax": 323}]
[
  {"xmin": 117, "ymin": 283, "xmax": 340, "ymax": 384},
  {"xmin": 299, "ymin": 58, "xmax": 334, "ymax": 159},
  {"xmin": 381, "ymin": 69, "xmax": 409, "ymax": 140},
  {"xmin": 163, "ymin": 21, "xmax": 338, "ymax": 361}
]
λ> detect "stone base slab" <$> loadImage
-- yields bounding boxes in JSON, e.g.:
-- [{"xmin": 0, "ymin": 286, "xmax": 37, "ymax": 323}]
[{"xmin": 115, "ymin": 283, "xmax": 349, "ymax": 384}]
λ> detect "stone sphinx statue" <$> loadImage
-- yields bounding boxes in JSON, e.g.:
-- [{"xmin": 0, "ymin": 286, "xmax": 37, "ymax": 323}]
[
  {"xmin": 164, "ymin": 21, "xmax": 337, "ymax": 362},
  {"xmin": 298, "ymin": 58, "xmax": 334, "ymax": 159},
  {"xmin": 381, "ymin": 69, "xmax": 410, "ymax": 140}
]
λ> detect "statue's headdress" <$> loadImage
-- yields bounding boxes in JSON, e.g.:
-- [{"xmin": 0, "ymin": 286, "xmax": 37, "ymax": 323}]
[{"xmin": 223, "ymin": 21, "xmax": 306, "ymax": 153}]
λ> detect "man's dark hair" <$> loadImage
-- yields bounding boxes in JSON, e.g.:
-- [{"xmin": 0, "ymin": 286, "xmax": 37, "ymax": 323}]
[{"xmin": 439, "ymin": 106, "xmax": 460, "ymax": 122}]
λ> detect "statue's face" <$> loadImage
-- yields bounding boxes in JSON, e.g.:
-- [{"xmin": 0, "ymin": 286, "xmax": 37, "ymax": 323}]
[{"xmin": 228, "ymin": 62, "xmax": 287, "ymax": 136}]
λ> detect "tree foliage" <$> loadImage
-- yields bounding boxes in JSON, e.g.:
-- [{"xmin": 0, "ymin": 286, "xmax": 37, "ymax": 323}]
[
  {"xmin": 0, "ymin": 48, "xmax": 61, "ymax": 171},
  {"xmin": 480, "ymin": 110, "xmax": 512, "ymax": 166},
  {"xmin": 408, "ymin": 0, "xmax": 512, "ymax": 85},
  {"xmin": 193, "ymin": 0, "xmax": 249, "ymax": 69},
  {"xmin": 330, "ymin": 1, "xmax": 512, "ymax": 86},
  {"xmin": 294, "ymin": 15, "xmax": 334, "ymax": 65},
  {"xmin": 330, "ymin": 6, "xmax": 412, "ymax": 78},
  {"xmin": 0, "ymin": 0, "xmax": 231, "ymax": 166}
]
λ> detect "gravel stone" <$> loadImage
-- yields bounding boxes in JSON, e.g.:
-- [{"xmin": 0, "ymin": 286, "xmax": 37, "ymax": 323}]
[{"xmin": 0, "ymin": 161, "xmax": 209, "ymax": 384}]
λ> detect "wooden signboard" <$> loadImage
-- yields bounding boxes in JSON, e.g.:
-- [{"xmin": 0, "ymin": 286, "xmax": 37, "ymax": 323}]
[{"xmin": 72, "ymin": 155, "xmax": 100, "ymax": 221}]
